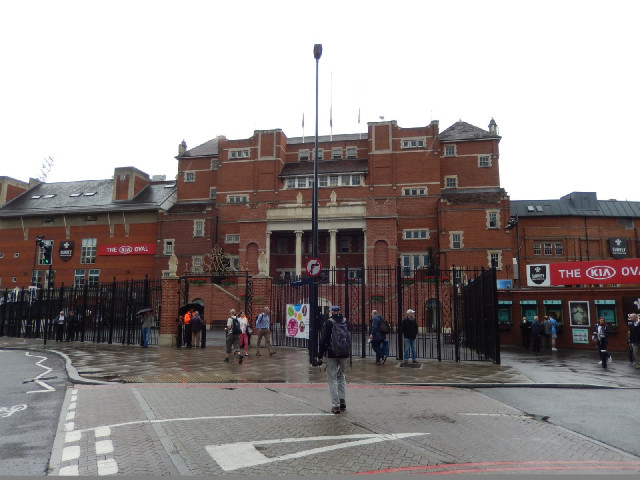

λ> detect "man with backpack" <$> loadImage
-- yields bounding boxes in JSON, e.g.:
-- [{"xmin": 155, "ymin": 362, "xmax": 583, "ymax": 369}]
[
  {"xmin": 317, "ymin": 305, "xmax": 351, "ymax": 414},
  {"xmin": 369, "ymin": 310, "xmax": 387, "ymax": 365},
  {"xmin": 224, "ymin": 309, "xmax": 243, "ymax": 363}
]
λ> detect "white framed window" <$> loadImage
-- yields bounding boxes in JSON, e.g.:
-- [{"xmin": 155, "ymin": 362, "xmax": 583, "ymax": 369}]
[
  {"xmin": 225, "ymin": 234, "xmax": 240, "ymax": 244},
  {"xmin": 88, "ymin": 269, "xmax": 100, "ymax": 287},
  {"xmin": 209, "ymin": 187, "xmax": 217, "ymax": 199},
  {"xmin": 403, "ymin": 229, "xmax": 429, "ymax": 240},
  {"xmin": 401, "ymin": 254, "xmax": 431, "ymax": 277},
  {"xmin": 555, "ymin": 242, "xmax": 563, "ymax": 255},
  {"xmin": 486, "ymin": 211, "xmax": 499, "ymax": 229},
  {"xmin": 340, "ymin": 237, "xmax": 351, "ymax": 253},
  {"xmin": 544, "ymin": 243, "xmax": 553, "ymax": 255},
  {"xmin": 184, "ymin": 171, "xmax": 195, "ymax": 183},
  {"xmin": 401, "ymin": 137, "xmax": 426, "ymax": 149},
  {"xmin": 332, "ymin": 148, "xmax": 342, "ymax": 159},
  {"xmin": 210, "ymin": 159, "xmax": 219, "ymax": 170},
  {"xmin": 346, "ymin": 147, "xmax": 357, "ymax": 158},
  {"xmin": 164, "ymin": 239, "xmax": 174, "ymax": 255},
  {"xmin": 450, "ymin": 231, "xmax": 463, "ymax": 249},
  {"xmin": 319, "ymin": 176, "xmax": 328, "ymax": 187},
  {"xmin": 74, "ymin": 269, "xmax": 85, "ymax": 288},
  {"xmin": 193, "ymin": 220, "xmax": 204, "ymax": 237},
  {"xmin": 228, "ymin": 255, "xmax": 239, "ymax": 271},
  {"xmin": 402, "ymin": 187, "xmax": 427, "ymax": 196},
  {"xmin": 487, "ymin": 250, "xmax": 502, "ymax": 269},
  {"xmin": 351, "ymin": 175, "xmax": 361, "ymax": 186},
  {"xmin": 298, "ymin": 150, "xmax": 310, "ymax": 162},
  {"xmin": 444, "ymin": 145, "xmax": 456, "ymax": 157},
  {"xmin": 229, "ymin": 149, "xmax": 250, "ymax": 159},
  {"xmin": 340, "ymin": 175, "xmax": 351, "ymax": 186},
  {"xmin": 192, "ymin": 256, "xmax": 203, "ymax": 272},
  {"xmin": 81, "ymin": 238, "xmax": 97, "ymax": 264},
  {"xmin": 444, "ymin": 176, "xmax": 458, "ymax": 188},
  {"xmin": 286, "ymin": 178, "xmax": 295, "ymax": 189},
  {"xmin": 329, "ymin": 176, "xmax": 338, "ymax": 186},
  {"xmin": 314, "ymin": 149, "xmax": 324, "ymax": 161},
  {"xmin": 227, "ymin": 195, "xmax": 248, "ymax": 203},
  {"xmin": 533, "ymin": 243, "xmax": 542, "ymax": 255},
  {"xmin": 296, "ymin": 177, "xmax": 307, "ymax": 188},
  {"xmin": 478, "ymin": 155, "xmax": 491, "ymax": 167}
]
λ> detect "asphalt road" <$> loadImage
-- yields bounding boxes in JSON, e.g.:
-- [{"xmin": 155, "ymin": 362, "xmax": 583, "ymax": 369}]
[
  {"xmin": 47, "ymin": 382, "xmax": 640, "ymax": 476},
  {"xmin": 0, "ymin": 349, "xmax": 69, "ymax": 475}
]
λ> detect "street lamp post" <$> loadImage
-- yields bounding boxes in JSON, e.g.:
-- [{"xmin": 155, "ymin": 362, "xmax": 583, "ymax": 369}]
[
  {"xmin": 32, "ymin": 235, "xmax": 44, "ymax": 287},
  {"xmin": 310, "ymin": 44, "xmax": 322, "ymax": 366},
  {"xmin": 504, "ymin": 214, "xmax": 520, "ymax": 286}
]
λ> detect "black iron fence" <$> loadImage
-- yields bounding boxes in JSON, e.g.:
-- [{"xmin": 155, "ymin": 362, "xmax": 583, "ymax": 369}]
[
  {"xmin": 269, "ymin": 265, "xmax": 500, "ymax": 363},
  {"xmin": 0, "ymin": 278, "xmax": 162, "ymax": 345}
]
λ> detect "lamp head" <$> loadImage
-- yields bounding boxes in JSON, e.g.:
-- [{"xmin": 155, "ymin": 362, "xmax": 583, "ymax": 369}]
[{"xmin": 313, "ymin": 44, "xmax": 323, "ymax": 60}]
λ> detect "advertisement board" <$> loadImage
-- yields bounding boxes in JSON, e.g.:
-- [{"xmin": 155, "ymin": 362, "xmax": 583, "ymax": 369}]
[
  {"xmin": 285, "ymin": 304, "xmax": 309, "ymax": 339},
  {"xmin": 527, "ymin": 259, "xmax": 640, "ymax": 286}
]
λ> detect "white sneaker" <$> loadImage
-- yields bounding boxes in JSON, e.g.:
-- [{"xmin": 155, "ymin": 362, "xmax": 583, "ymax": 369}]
[
  {"xmin": 551, "ymin": 348, "xmax": 558, "ymax": 351},
  {"xmin": 608, "ymin": 356, "xmax": 612, "ymax": 363},
  {"xmin": 598, "ymin": 361, "xmax": 602, "ymax": 364}
]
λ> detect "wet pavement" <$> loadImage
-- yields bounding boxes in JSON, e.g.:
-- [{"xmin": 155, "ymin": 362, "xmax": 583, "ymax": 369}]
[{"xmin": 2, "ymin": 335, "xmax": 640, "ymax": 388}]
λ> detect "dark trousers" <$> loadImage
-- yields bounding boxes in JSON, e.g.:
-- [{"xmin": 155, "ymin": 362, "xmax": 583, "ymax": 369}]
[
  {"xmin": 597, "ymin": 338, "xmax": 609, "ymax": 368},
  {"xmin": 55, "ymin": 324, "xmax": 65, "ymax": 342},
  {"xmin": 184, "ymin": 324, "xmax": 192, "ymax": 347},
  {"xmin": 371, "ymin": 340, "xmax": 384, "ymax": 362},
  {"xmin": 532, "ymin": 334, "xmax": 541, "ymax": 352},
  {"xmin": 521, "ymin": 333, "xmax": 530, "ymax": 350}
]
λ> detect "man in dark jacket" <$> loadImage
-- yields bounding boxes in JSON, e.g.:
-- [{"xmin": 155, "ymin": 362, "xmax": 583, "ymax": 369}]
[
  {"xmin": 369, "ymin": 309, "xmax": 387, "ymax": 365},
  {"xmin": 629, "ymin": 313, "xmax": 640, "ymax": 368},
  {"xmin": 317, "ymin": 305, "xmax": 349, "ymax": 414},
  {"xmin": 520, "ymin": 317, "xmax": 531, "ymax": 350},
  {"xmin": 531, "ymin": 316, "xmax": 541, "ymax": 352},
  {"xmin": 401, "ymin": 309, "xmax": 419, "ymax": 363}
]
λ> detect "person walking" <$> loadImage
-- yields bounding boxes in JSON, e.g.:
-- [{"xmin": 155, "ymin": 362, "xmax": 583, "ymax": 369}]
[
  {"xmin": 592, "ymin": 317, "xmax": 610, "ymax": 368},
  {"xmin": 183, "ymin": 308, "xmax": 193, "ymax": 348},
  {"xmin": 520, "ymin": 316, "xmax": 531, "ymax": 350},
  {"xmin": 592, "ymin": 318, "xmax": 612, "ymax": 365},
  {"xmin": 316, "ymin": 305, "xmax": 350, "ymax": 414},
  {"xmin": 531, "ymin": 316, "xmax": 541, "ymax": 352},
  {"xmin": 54, "ymin": 310, "xmax": 66, "ymax": 342},
  {"xmin": 65, "ymin": 310, "xmax": 76, "ymax": 342},
  {"xmin": 549, "ymin": 314, "xmax": 559, "ymax": 351},
  {"xmin": 628, "ymin": 313, "xmax": 640, "ymax": 369},
  {"xmin": 224, "ymin": 309, "xmax": 243, "ymax": 363},
  {"xmin": 141, "ymin": 310, "xmax": 154, "ymax": 348},
  {"xmin": 255, "ymin": 306, "xmax": 276, "ymax": 356},
  {"xmin": 190, "ymin": 311, "xmax": 202, "ymax": 348},
  {"xmin": 542, "ymin": 316, "xmax": 552, "ymax": 352},
  {"xmin": 401, "ymin": 309, "xmax": 419, "ymax": 364},
  {"xmin": 369, "ymin": 309, "xmax": 387, "ymax": 365},
  {"xmin": 238, "ymin": 311, "xmax": 249, "ymax": 356}
]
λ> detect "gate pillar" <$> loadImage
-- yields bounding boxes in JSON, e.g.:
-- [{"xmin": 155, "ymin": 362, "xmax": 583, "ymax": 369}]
[
  {"xmin": 159, "ymin": 277, "xmax": 180, "ymax": 346},
  {"xmin": 251, "ymin": 275, "xmax": 271, "ymax": 319}
]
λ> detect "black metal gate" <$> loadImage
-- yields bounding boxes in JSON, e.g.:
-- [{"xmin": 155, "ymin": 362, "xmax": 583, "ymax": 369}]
[
  {"xmin": 269, "ymin": 265, "xmax": 500, "ymax": 363},
  {"xmin": 0, "ymin": 278, "xmax": 162, "ymax": 346}
]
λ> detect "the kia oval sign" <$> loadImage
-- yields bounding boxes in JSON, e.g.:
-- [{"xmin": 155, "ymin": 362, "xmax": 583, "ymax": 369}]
[
  {"xmin": 118, "ymin": 245, "xmax": 133, "ymax": 254},
  {"xmin": 585, "ymin": 266, "xmax": 616, "ymax": 281}
]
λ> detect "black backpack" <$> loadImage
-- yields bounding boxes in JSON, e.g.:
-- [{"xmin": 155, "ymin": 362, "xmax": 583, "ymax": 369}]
[
  {"xmin": 231, "ymin": 316, "xmax": 241, "ymax": 335},
  {"xmin": 379, "ymin": 317, "xmax": 390, "ymax": 334},
  {"xmin": 329, "ymin": 317, "xmax": 351, "ymax": 358}
]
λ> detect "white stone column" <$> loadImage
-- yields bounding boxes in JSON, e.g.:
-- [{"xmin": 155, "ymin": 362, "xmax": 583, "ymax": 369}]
[
  {"xmin": 329, "ymin": 229, "xmax": 338, "ymax": 284},
  {"xmin": 295, "ymin": 230, "xmax": 303, "ymax": 278},
  {"xmin": 362, "ymin": 228, "xmax": 367, "ymax": 285}
]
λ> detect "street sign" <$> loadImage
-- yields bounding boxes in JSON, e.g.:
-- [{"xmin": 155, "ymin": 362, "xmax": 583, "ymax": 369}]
[
  {"xmin": 306, "ymin": 258, "xmax": 322, "ymax": 277},
  {"xmin": 290, "ymin": 277, "xmax": 313, "ymax": 287}
]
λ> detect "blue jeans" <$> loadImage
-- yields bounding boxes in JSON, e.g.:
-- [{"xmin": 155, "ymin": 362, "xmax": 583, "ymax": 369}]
[
  {"xmin": 403, "ymin": 337, "xmax": 417, "ymax": 362},
  {"xmin": 381, "ymin": 340, "xmax": 389, "ymax": 356},
  {"xmin": 142, "ymin": 327, "xmax": 151, "ymax": 347},
  {"xmin": 371, "ymin": 340, "xmax": 384, "ymax": 362}
]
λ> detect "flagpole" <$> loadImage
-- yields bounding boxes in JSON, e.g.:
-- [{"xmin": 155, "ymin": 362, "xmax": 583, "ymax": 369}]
[{"xmin": 330, "ymin": 72, "xmax": 333, "ymax": 141}]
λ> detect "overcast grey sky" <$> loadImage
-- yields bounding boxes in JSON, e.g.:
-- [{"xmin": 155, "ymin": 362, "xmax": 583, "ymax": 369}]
[{"xmin": 1, "ymin": 0, "xmax": 638, "ymax": 201}]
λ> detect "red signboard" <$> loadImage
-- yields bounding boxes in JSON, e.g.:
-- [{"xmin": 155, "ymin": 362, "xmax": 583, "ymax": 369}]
[
  {"xmin": 98, "ymin": 244, "xmax": 156, "ymax": 256},
  {"xmin": 531, "ymin": 259, "xmax": 640, "ymax": 286}
]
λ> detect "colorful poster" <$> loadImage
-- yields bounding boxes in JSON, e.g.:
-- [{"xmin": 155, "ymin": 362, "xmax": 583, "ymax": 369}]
[
  {"xmin": 285, "ymin": 304, "xmax": 309, "ymax": 339},
  {"xmin": 572, "ymin": 328, "xmax": 590, "ymax": 344}
]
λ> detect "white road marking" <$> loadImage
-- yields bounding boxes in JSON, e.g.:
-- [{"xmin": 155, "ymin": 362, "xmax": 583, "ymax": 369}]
[
  {"xmin": 69, "ymin": 402, "xmax": 76, "ymax": 410},
  {"xmin": 25, "ymin": 352, "xmax": 55, "ymax": 393},
  {"xmin": 0, "ymin": 404, "xmax": 26, "ymax": 418},
  {"xmin": 61, "ymin": 445, "xmax": 80, "ymax": 461},
  {"xmin": 95, "ymin": 426, "xmax": 111, "ymax": 438},
  {"xmin": 95, "ymin": 440, "xmax": 114, "ymax": 455},
  {"xmin": 64, "ymin": 422, "xmax": 74, "ymax": 432},
  {"xmin": 65, "ymin": 431, "xmax": 81, "ymax": 443},
  {"xmin": 74, "ymin": 412, "xmax": 331, "ymax": 433},
  {"xmin": 59, "ymin": 464, "xmax": 79, "ymax": 476},
  {"xmin": 460, "ymin": 413, "xmax": 527, "ymax": 417},
  {"xmin": 97, "ymin": 458, "xmax": 118, "ymax": 475},
  {"xmin": 206, "ymin": 433, "xmax": 430, "ymax": 472},
  {"xmin": 66, "ymin": 411, "xmax": 76, "ymax": 421}
]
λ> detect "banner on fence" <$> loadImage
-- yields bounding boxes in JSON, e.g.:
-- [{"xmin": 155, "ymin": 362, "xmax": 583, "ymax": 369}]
[{"xmin": 285, "ymin": 304, "xmax": 309, "ymax": 339}]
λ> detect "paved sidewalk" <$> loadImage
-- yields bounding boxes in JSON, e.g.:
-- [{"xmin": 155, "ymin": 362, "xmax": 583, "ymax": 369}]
[{"xmin": 2, "ymin": 336, "xmax": 639, "ymax": 388}]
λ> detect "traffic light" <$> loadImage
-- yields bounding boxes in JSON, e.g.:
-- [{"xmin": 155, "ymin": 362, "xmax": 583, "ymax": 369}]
[{"xmin": 42, "ymin": 244, "xmax": 53, "ymax": 265}]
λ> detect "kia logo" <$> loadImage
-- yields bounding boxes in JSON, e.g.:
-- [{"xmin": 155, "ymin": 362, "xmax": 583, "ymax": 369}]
[
  {"xmin": 585, "ymin": 266, "xmax": 616, "ymax": 280},
  {"xmin": 118, "ymin": 246, "xmax": 133, "ymax": 254}
]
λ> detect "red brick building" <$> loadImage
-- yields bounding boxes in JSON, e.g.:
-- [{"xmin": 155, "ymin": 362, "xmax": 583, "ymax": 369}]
[
  {"xmin": 164, "ymin": 119, "xmax": 510, "ymax": 282},
  {"xmin": 0, "ymin": 167, "xmax": 176, "ymax": 289}
]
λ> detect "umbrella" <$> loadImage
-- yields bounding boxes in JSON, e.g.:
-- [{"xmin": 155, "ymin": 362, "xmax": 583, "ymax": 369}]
[
  {"xmin": 136, "ymin": 308, "xmax": 153, "ymax": 316},
  {"xmin": 179, "ymin": 302, "xmax": 204, "ymax": 316}
]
